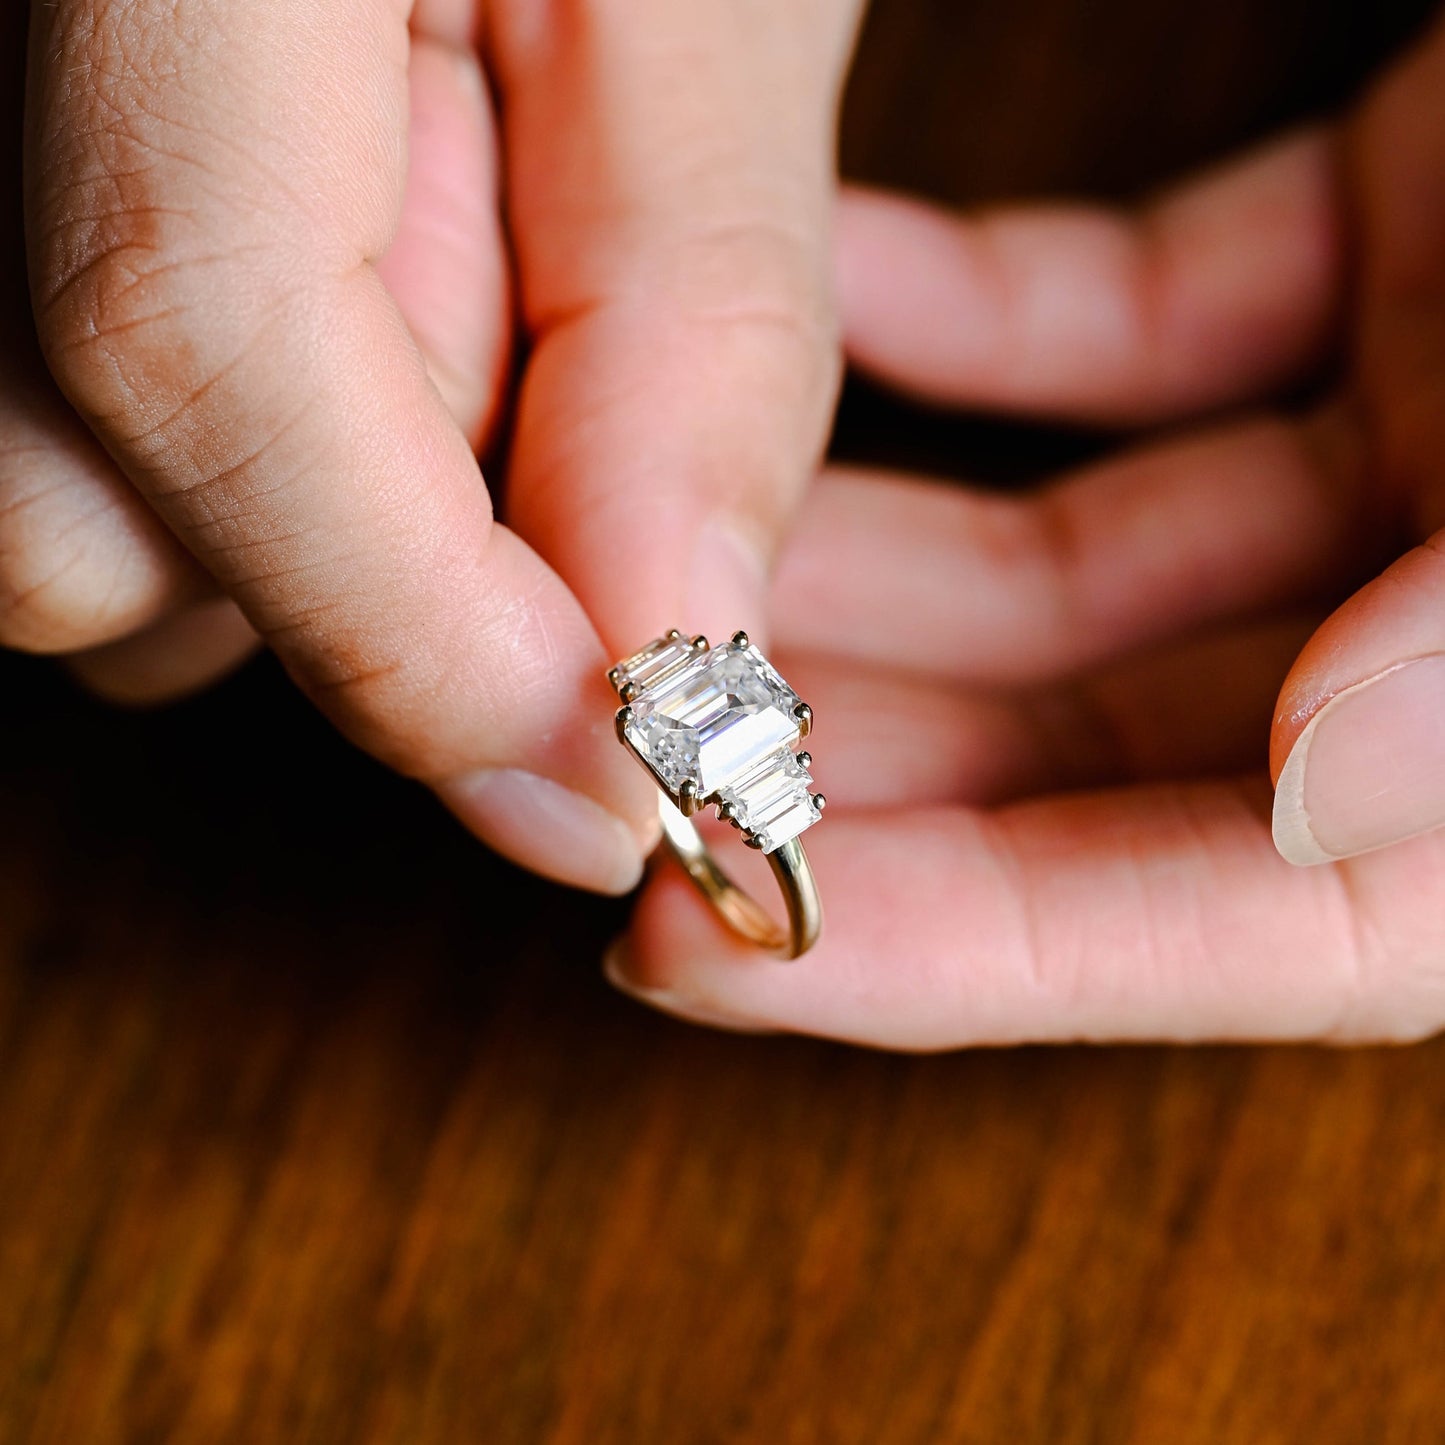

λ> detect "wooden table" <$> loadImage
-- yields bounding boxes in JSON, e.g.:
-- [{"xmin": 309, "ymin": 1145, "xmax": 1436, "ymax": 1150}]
[{"xmin": 4, "ymin": 1, "xmax": 1444, "ymax": 1439}]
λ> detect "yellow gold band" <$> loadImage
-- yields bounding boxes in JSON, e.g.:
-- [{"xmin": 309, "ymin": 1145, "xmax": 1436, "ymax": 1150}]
[{"xmin": 658, "ymin": 797, "xmax": 822, "ymax": 960}]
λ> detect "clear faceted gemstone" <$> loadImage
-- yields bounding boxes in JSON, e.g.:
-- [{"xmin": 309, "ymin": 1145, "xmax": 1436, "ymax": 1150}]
[
  {"xmin": 748, "ymin": 797, "xmax": 822, "ymax": 853},
  {"xmin": 719, "ymin": 748, "xmax": 821, "ymax": 853},
  {"xmin": 624, "ymin": 642, "xmax": 802, "ymax": 795},
  {"xmin": 610, "ymin": 633, "xmax": 698, "ymax": 695}
]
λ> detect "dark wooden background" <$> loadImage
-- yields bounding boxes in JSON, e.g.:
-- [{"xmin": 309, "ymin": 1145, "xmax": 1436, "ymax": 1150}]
[{"xmin": 3, "ymin": 1, "xmax": 1444, "ymax": 1440}]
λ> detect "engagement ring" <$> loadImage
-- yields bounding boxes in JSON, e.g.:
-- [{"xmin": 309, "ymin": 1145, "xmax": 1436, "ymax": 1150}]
[{"xmin": 609, "ymin": 630, "xmax": 824, "ymax": 959}]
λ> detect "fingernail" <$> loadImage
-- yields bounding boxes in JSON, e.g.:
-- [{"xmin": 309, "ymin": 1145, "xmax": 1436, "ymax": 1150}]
[
  {"xmin": 686, "ymin": 516, "xmax": 770, "ymax": 650},
  {"xmin": 602, "ymin": 941, "xmax": 777, "ymax": 1034},
  {"xmin": 1273, "ymin": 653, "xmax": 1445, "ymax": 864},
  {"xmin": 440, "ymin": 769, "xmax": 645, "ymax": 895}
]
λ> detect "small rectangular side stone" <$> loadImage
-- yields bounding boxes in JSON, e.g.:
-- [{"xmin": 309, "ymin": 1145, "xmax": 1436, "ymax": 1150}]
[
  {"xmin": 720, "ymin": 749, "xmax": 821, "ymax": 853},
  {"xmin": 611, "ymin": 633, "xmax": 699, "ymax": 696}
]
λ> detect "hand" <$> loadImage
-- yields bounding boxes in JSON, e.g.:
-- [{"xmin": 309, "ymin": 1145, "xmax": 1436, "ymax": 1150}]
[
  {"xmin": 0, "ymin": 0, "xmax": 860, "ymax": 893},
  {"xmin": 608, "ymin": 15, "xmax": 1445, "ymax": 1046}
]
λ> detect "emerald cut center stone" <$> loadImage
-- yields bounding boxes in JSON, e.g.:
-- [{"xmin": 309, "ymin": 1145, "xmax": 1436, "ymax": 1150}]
[{"xmin": 625, "ymin": 641, "xmax": 801, "ymax": 794}]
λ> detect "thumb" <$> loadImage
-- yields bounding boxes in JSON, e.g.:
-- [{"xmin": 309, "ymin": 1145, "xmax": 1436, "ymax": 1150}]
[
  {"xmin": 1271, "ymin": 540, "xmax": 1445, "ymax": 865},
  {"xmin": 485, "ymin": 0, "xmax": 863, "ymax": 652}
]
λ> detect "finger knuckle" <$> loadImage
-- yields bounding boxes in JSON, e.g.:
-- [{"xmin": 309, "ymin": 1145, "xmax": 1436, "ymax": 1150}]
[
  {"xmin": 32, "ymin": 156, "xmax": 267, "ymax": 470},
  {"xmin": 632, "ymin": 212, "xmax": 844, "ymax": 494},
  {"xmin": 680, "ymin": 212, "xmax": 839, "ymax": 366},
  {"xmin": 33, "ymin": 1, "xmax": 192, "ymax": 307},
  {"xmin": 29, "ymin": 3, "xmax": 311, "ymax": 453},
  {"xmin": 36, "ymin": 232, "xmax": 208, "ymax": 448},
  {"xmin": 31, "ymin": 190, "xmax": 307, "ymax": 534}
]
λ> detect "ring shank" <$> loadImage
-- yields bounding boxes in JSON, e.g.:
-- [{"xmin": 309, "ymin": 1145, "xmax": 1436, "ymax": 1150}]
[{"xmin": 657, "ymin": 797, "xmax": 822, "ymax": 960}]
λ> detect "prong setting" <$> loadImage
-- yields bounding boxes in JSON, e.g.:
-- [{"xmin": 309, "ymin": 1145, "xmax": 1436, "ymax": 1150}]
[{"xmin": 607, "ymin": 630, "xmax": 823, "ymax": 855}]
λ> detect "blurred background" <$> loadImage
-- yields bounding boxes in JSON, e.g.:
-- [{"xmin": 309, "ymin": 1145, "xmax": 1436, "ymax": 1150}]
[{"xmin": 3, "ymin": 0, "xmax": 1443, "ymax": 1440}]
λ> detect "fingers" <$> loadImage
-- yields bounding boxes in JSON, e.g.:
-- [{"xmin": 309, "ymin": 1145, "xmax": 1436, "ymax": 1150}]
[
  {"xmin": 26, "ymin": 0, "xmax": 654, "ymax": 893},
  {"xmin": 835, "ymin": 129, "xmax": 1343, "ymax": 426},
  {"xmin": 778, "ymin": 612, "xmax": 1313, "ymax": 809},
  {"xmin": 485, "ymin": 0, "xmax": 863, "ymax": 651},
  {"xmin": 772, "ymin": 408, "xmax": 1370, "ymax": 685},
  {"xmin": 610, "ymin": 781, "xmax": 1445, "ymax": 1048}
]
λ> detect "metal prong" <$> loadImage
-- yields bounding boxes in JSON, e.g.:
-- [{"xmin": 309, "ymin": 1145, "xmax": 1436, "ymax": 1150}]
[
  {"xmin": 618, "ymin": 680, "xmax": 638, "ymax": 704},
  {"xmin": 690, "ymin": 633, "xmax": 709, "ymax": 651},
  {"xmin": 606, "ymin": 666, "xmax": 621, "ymax": 691},
  {"xmin": 793, "ymin": 701, "xmax": 812, "ymax": 739},
  {"xmin": 730, "ymin": 630, "xmax": 749, "ymax": 650},
  {"xmin": 813, "ymin": 793, "xmax": 827, "ymax": 812},
  {"xmin": 666, "ymin": 628, "xmax": 682, "ymax": 640},
  {"xmin": 716, "ymin": 800, "xmax": 734, "ymax": 823},
  {"xmin": 678, "ymin": 779, "xmax": 702, "ymax": 817},
  {"xmin": 743, "ymin": 833, "xmax": 764, "ymax": 850},
  {"xmin": 614, "ymin": 706, "xmax": 633, "ymax": 744},
  {"xmin": 797, "ymin": 751, "xmax": 812, "ymax": 770}
]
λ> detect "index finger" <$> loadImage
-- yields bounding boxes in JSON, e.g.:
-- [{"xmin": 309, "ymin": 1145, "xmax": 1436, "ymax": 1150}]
[{"xmin": 486, "ymin": 0, "xmax": 864, "ymax": 650}]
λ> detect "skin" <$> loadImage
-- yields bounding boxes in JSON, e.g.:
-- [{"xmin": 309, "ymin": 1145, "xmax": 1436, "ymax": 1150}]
[{"xmin": 6, "ymin": 1, "xmax": 1445, "ymax": 1045}]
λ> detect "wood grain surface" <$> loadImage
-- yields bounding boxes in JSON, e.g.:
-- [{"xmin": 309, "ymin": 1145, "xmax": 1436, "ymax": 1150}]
[{"xmin": 4, "ymin": 2, "xmax": 1445, "ymax": 1441}]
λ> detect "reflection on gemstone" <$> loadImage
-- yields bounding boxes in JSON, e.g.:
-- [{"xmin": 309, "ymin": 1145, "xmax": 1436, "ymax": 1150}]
[
  {"xmin": 719, "ymin": 748, "xmax": 821, "ymax": 852},
  {"xmin": 613, "ymin": 633, "xmax": 823, "ymax": 854},
  {"xmin": 626, "ymin": 643, "xmax": 801, "ymax": 793},
  {"xmin": 609, "ymin": 632, "xmax": 697, "ymax": 696}
]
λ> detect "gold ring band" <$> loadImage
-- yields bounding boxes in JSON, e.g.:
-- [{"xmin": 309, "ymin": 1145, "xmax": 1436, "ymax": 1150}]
[{"xmin": 657, "ymin": 796, "xmax": 822, "ymax": 959}]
